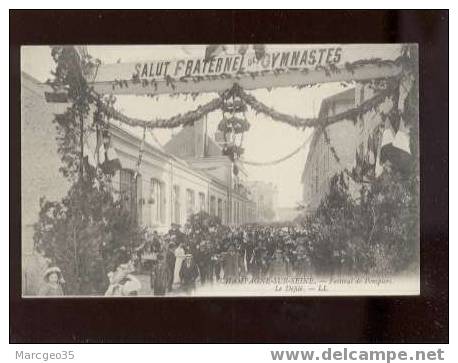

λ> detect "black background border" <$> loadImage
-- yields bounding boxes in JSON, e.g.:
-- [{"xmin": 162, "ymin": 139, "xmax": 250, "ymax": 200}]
[{"xmin": 10, "ymin": 10, "xmax": 449, "ymax": 343}]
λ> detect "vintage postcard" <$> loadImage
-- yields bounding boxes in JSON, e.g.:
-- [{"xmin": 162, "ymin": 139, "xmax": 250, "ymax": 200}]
[{"xmin": 21, "ymin": 44, "xmax": 419, "ymax": 297}]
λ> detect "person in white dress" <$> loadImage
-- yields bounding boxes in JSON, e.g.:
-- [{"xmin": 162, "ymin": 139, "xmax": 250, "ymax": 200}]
[{"xmin": 173, "ymin": 243, "xmax": 186, "ymax": 285}]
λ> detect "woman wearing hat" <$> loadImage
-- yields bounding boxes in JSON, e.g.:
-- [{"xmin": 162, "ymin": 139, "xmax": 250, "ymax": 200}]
[
  {"xmin": 105, "ymin": 261, "xmax": 142, "ymax": 296},
  {"xmin": 38, "ymin": 266, "xmax": 65, "ymax": 296}
]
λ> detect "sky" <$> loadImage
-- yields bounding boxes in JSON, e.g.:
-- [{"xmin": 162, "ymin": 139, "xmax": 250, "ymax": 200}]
[{"xmin": 20, "ymin": 45, "xmax": 401, "ymax": 208}]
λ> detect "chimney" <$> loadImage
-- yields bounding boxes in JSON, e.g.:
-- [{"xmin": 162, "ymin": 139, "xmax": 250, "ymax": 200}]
[{"xmin": 194, "ymin": 116, "xmax": 207, "ymax": 157}]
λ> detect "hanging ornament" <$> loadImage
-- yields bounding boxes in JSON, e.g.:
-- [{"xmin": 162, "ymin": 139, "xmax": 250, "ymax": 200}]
[
  {"xmin": 233, "ymin": 163, "xmax": 239, "ymax": 176},
  {"xmin": 378, "ymin": 115, "xmax": 413, "ymax": 177},
  {"xmin": 100, "ymin": 129, "xmax": 122, "ymax": 175},
  {"xmin": 218, "ymin": 90, "xmax": 249, "ymax": 162},
  {"xmin": 134, "ymin": 125, "xmax": 147, "ymax": 179}
]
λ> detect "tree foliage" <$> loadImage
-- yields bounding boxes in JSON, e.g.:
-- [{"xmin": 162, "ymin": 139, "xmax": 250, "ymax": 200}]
[
  {"xmin": 302, "ymin": 45, "xmax": 419, "ymax": 275},
  {"xmin": 302, "ymin": 170, "xmax": 419, "ymax": 275},
  {"xmin": 33, "ymin": 47, "xmax": 145, "ymax": 295}
]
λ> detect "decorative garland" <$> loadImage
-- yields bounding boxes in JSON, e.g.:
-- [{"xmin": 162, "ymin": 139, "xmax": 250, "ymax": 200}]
[
  {"xmin": 95, "ymin": 94, "xmax": 223, "ymax": 129},
  {"xmin": 134, "ymin": 124, "xmax": 147, "ymax": 178},
  {"xmin": 95, "ymin": 80, "xmax": 398, "ymax": 134},
  {"xmin": 236, "ymin": 132, "xmax": 314, "ymax": 166},
  {"xmin": 80, "ymin": 49, "xmax": 406, "ymax": 133},
  {"xmin": 234, "ymin": 83, "xmax": 398, "ymax": 129},
  {"xmin": 322, "ymin": 113, "xmax": 385, "ymax": 184},
  {"xmin": 218, "ymin": 91, "xmax": 250, "ymax": 162},
  {"xmin": 322, "ymin": 128, "xmax": 359, "ymax": 182}
]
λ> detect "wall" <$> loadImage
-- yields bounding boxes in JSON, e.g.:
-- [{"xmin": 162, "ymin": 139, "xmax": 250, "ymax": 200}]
[
  {"xmin": 301, "ymin": 85, "xmax": 393, "ymax": 213},
  {"xmin": 21, "ymin": 73, "xmax": 71, "ymax": 295},
  {"xmin": 247, "ymin": 181, "xmax": 278, "ymax": 222},
  {"xmin": 112, "ymin": 125, "xmax": 223, "ymax": 231}
]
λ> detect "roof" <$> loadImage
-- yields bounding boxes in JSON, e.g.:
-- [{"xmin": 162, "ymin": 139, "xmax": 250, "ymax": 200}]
[
  {"xmin": 22, "ymin": 71, "xmax": 250, "ymax": 198},
  {"xmin": 109, "ymin": 122, "xmax": 191, "ymax": 169},
  {"xmin": 21, "ymin": 71, "xmax": 43, "ymax": 85},
  {"xmin": 163, "ymin": 124, "xmax": 226, "ymax": 159},
  {"xmin": 21, "ymin": 71, "xmax": 53, "ymax": 94},
  {"xmin": 318, "ymin": 87, "xmax": 356, "ymax": 118},
  {"xmin": 114, "ymin": 122, "xmax": 167, "ymax": 154}
]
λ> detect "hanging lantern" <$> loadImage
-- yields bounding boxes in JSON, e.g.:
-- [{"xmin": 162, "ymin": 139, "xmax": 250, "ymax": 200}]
[{"xmin": 218, "ymin": 89, "xmax": 249, "ymax": 162}]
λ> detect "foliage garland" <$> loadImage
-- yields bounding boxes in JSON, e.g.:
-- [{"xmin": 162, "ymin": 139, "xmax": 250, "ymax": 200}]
[
  {"xmin": 84, "ymin": 49, "xmax": 409, "ymax": 132},
  {"xmin": 234, "ymin": 83, "xmax": 398, "ymax": 129},
  {"xmin": 96, "ymin": 95, "xmax": 223, "ymax": 129},
  {"xmin": 97, "ymin": 79, "xmax": 398, "ymax": 132},
  {"xmin": 236, "ymin": 131, "xmax": 314, "ymax": 166}
]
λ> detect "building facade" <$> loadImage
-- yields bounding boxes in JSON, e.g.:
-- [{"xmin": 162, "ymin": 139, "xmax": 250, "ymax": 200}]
[
  {"xmin": 21, "ymin": 72, "xmax": 257, "ymax": 293},
  {"xmin": 246, "ymin": 181, "xmax": 279, "ymax": 222},
  {"xmin": 21, "ymin": 73, "xmax": 257, "ymax": 251},
  {"xmin": 163, "ymin": 117, "xmax": 257, "ymax": 225},
  {"xmin": 301, "ymin": 85, "xmax": 392, "ymax": 213}
]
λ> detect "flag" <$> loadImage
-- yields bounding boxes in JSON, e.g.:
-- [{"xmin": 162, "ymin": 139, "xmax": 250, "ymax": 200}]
[
  {"xmin": 103, "ymin": 146, "xmax": 122, "ymax": 175},
  {"xmin": 83, "ymin": 131, "xmax": 98, "ymax": 169},
  {"xmin": 392, "ymin": 126, "xmax": 411, "ymax": 155},
  {"xmin": 376, "ymin": 127, "xmax": 395, "ymax": 177},
  {"xmin": 398, "ymin": 73, "xmax": 415, "ymax": 113},
  {"xmin": 237, "ymin": 44, "xmax": 249, "ymax": 55},
  {"xmin": 379, "ymin": 125, "xmax": 413, "ymax": 176},
  {"xmin": 252, "ymin": 44, "xmax": 266, "ymax": 61},
  {"xmin": 205, "ymin": 45, "xmax": 227, "ymax": 60}
]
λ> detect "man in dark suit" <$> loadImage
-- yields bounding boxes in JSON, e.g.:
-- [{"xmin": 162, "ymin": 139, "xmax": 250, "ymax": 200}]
[
  {"xmin": 179, "ymin": 254, "xmax": 199, "ymax": 294},
  {"xmin": 165, "ymin": 242, "xmax": 176, "ymax": 292}
]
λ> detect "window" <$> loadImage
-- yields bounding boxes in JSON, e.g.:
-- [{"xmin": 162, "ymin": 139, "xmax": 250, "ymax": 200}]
[
  {"xmin": 359, "ymin": 86, "xmax": 365, "ymax": 104},
  {"xmin": 235, "ymin": 202, "xmax": 239, "ymax": 224},
  {"xmin": 150, "ymin": 178, "xmax": 165, "ymax": 225},
  {"xmin": 330, "ymin": 101, "xmax": 336, "ymax": 116},
  {"xmin": 186, "ymin": 189, "xmax": 195, "ymax": 219},
  {"xmin": 210, "ymin": 195, "xmax": 216, "ymax": 216},
  {"xmin": 217, "ymin": 198, "xmax": 223, "ymax": 220},
  {"xmin": 326, "ymin": 145, "xmax": 330, "ymax": 174},
  {"xmin": 198, "ymin": 192, "xmax": 206, "ymax": 212},
  {"xmin": 315, "ymin": 161, "xmax": 319, "ymax": 193},
  {"xmin": 323, "ymin": 149, "xmax": 328, "ymax": 176},
  {"xmin": 222, "ymin": 200, "xmax": 227, "ymax": 224},
  {"xmin": 119, "ymin": 169, "xmax": 141, "ymax": 223},
  {"xmin": 173, "ymin": 185, "xmax": 181, "ymax": 225}
]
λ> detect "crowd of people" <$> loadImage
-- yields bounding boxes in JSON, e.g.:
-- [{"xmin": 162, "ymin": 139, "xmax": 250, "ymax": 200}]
[
  {"xmin": 136, "ymin": 222, "xmax": 314, "ymax": 296},
  {"xmin": 36, "ymin": 221, "xmax": 316, "ymax": 297}
]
